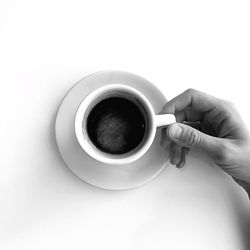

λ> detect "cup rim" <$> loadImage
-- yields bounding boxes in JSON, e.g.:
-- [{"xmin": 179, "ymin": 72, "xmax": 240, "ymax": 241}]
[{"xmin": 74, "ymin": 84, "xmax": 157, "ymax": 165}]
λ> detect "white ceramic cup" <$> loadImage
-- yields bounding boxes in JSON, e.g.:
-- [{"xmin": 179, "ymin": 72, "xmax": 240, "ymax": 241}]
[{"xmin": 75, "ymin": 84, "xmax": 175, "ymax": 165}]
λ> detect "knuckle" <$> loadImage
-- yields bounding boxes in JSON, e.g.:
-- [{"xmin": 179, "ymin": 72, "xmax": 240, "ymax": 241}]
[
  {"xmin": 189, "ymin": 129, "xmax": 201, "ymax": 146},
  {"xmin": 181, "ymin": 128, "xmax": 201, "ymax": 147},
  {"xmin": 226, "ymin": 100, "xmax": 235, "ymax": 107},
  {"xmin": 221, "ymin": 99, "xmax": 238, "ymax": 113},
  {"xmin": 227, "ymin": 101, "xmax": 238, "ymax": 112},
  {"xmin": 185, "ymin": 88, "xmax": 196, "ymax": 95},
  {"xmin": 224, "ymin": 99, "xmax": 234, "ymax": 107}
]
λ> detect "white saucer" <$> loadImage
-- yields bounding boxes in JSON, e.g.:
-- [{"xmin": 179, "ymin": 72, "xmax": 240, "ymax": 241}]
[{"xmin": 55, "ymin": 71, "xmax": 170, "ymax": 190}]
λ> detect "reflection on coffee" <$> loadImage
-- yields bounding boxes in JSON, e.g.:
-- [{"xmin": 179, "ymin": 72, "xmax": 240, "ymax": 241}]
[{"xmin": 87, "ymin": 97, "xmax": 146, "ymax": 154}]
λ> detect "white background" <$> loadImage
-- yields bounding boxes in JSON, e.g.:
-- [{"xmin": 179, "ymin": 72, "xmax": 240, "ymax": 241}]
[{"xmin": 1, "ymin": 0, "xmax": 250, "ymax": 249}]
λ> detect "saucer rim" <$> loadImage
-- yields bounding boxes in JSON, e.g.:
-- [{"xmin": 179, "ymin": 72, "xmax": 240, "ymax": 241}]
[{"xmin": 55, "ymin": 70, "xmax": 170, "ymax": 190}]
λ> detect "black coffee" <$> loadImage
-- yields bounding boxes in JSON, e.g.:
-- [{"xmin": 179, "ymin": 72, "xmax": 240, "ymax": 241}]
[{"xmin": 86, "ymin": 97, "xmax": 146, "ymax": 154}]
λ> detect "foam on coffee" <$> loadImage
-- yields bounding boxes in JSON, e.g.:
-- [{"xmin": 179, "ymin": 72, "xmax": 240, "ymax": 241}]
[{"xmin": 86, "ymin": 97, "xmax": 146, "ymax": 154}]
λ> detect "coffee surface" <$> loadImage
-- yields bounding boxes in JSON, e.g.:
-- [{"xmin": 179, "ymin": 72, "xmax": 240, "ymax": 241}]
[{"xmin": 87, "ymin": 97, "xmax": 146, "ymax": 154}]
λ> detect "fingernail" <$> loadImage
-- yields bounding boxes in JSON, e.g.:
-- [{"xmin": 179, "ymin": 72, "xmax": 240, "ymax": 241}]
[
  {"xmin": 169, "ymin": 125, "xmax": 182, "ymax": 139},
  {"xmin": 176, "ymin": 161, "xmax": 185, "ymax": 168},
  {"xmin": 170, "ymin": 157, "xmax": 179, "ymax": 165}
]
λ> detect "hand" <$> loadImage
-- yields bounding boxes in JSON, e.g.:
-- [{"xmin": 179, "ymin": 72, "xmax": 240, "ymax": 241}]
[{"xmin": 160, "ymin": 89, "xmax": 250, "ymax": 195}]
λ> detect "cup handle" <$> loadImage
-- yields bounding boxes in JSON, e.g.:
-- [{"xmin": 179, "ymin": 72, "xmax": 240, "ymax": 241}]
[{"xmin": 155, "ymin": 114, "xmax": 176, "ymax": 127}]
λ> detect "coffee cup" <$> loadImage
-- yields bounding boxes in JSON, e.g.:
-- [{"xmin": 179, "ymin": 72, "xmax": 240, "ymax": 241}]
[{"xmin": 75, "ymin": 84, "xmax": 175, "ymax": 165}]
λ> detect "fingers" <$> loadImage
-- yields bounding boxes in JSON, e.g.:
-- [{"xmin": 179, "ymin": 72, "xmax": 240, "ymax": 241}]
[
  {"xmin": 160, "ymin": 88, "xmax": 226, "ymax": 168},
  {"xmin": 169, "ymin": 142, "xmax": 182, "ymax": 165},
  {"xmin": 161, "ymin": 122, "xmax": 239, "ymax": 169},
  {"xmin": 176, "ymin": 147, "xmax": 190, "ymax": 168},
  {"xmin": 161, "ymin": 88, "xmax": 219, "ymax": 115},
  {"xmin": 166, "ymin": 122, "xmax": 225, "ymax": 159},
  {"xmin": 161, "ymin": 130, "xmax": 190, "ymax": 168},
  {"xmin": 169, "ymin": 142, "xmax": 190, "ymax": 168}
]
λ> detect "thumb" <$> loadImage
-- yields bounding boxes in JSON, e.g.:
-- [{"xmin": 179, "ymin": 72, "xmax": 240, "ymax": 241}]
[{"xmin": 167, "ymin": 123, "xmax": 222, "ymax": 157}]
